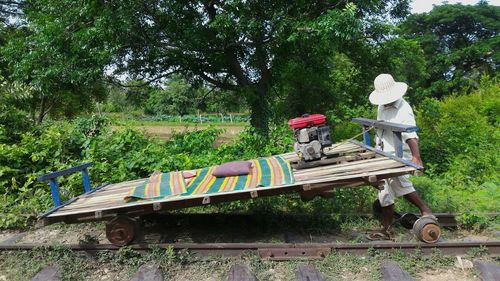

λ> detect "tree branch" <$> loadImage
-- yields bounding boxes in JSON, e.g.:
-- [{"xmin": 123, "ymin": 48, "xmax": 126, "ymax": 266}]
[
  {"xmin": 198, "ymin": 72, "xmax": 237, "ymax": 91},
  {"xmin": 105, "ymin": 69, "xmax": 181, "ymax": 88}
]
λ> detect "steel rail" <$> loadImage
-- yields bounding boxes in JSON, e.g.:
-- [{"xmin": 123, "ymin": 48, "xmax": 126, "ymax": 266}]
[{"xmin": 1, "ymin": 241, "xmax": 498, "ymax": 260}]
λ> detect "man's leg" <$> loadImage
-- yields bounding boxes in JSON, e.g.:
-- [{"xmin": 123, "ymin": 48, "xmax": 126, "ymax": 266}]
[
  {"xmin": 381, "ymin": 204, "xmax": 394, "ymax": 233},
  {"xmin": 378, "ymin": 180, "xmax": 395, "ymax": 234},
  {"xmin": 403, "ymin": 192, "xmax": 433, "ymax": 216},
  {"xmin": 392, "ymin": 175, "xmax": 434, "ymax": 216}
]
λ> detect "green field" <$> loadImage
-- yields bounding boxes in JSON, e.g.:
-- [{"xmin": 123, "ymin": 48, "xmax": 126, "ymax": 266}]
[{"xmin": 113, "ymin": 123, "xmax": 246, "ymax": 144}]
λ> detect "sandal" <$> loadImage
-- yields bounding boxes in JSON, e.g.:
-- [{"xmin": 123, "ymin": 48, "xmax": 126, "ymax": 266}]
[{"xmin": 366, "ymin": 231, "xmax": 392, "ymax": 241}]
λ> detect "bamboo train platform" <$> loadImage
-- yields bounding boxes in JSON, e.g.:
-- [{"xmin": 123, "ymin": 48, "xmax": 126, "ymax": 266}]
[
  {"xmin": 38, "ymin": 140, "xmax": 421, "ymax": 226},
  {"xmin": 36, "ymin": 118, "xmax": 424, "ymax": 245}
]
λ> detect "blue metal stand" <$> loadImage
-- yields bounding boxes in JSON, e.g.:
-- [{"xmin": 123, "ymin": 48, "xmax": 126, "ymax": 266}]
[
  {"xmin": 352, "ymin": 118, "xmax": 419, "ymax": 160},
  {"xmin": 37, "ymin": 162, "xmax": 94, "ymax": 208},
  {"xmin": 363, "ymin": 125, "xmax": 371, "ymax": 146},
  {"xmin": 49, "ymin": 179, "xmax": 61, "ymax": 207}
]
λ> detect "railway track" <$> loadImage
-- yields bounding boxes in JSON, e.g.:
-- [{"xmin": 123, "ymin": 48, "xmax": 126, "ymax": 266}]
[
  {"xmin": 1, "ymin": 241, "xmax": 499, "ymax": 260},
  {"xmin": 1, "ymin": 212, "xmax": 498, "ymax": 260},
  {"xmin": 2, "ymin": 213, "xmax": 500, "ymax": 280}
]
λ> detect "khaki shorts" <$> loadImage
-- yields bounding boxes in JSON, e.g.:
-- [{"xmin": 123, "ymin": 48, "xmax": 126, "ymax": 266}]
[{"xmin": 378, "ymin": 175, "xmax": 415, "ymax": 207}]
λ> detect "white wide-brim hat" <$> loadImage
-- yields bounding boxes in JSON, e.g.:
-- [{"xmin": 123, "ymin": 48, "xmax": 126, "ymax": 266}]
[{"xmin": 369, "ymin": 74, "xmax": 408, "ymax": 105}]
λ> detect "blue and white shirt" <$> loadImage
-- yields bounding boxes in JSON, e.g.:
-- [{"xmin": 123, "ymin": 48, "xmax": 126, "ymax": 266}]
[{"xmin": 375, "ymin": 98, "xmax": 419, "ymax": 160}]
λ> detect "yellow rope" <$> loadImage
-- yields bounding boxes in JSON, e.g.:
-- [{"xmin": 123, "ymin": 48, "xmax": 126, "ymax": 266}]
[{"xmin": 327, "ymin": 125, "xmax": 374, "ymax": 151}]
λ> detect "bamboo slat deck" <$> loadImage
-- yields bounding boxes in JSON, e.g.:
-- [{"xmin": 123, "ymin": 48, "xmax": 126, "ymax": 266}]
[{"xmin": 39, "ymin": 141, "xmax": 419, "ymax": 225}]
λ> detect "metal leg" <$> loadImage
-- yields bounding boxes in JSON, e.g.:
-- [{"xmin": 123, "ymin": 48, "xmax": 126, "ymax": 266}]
[
  {"xmin": 363, "ymin": 126, "xmax": 371, "ymax": 146},
  {"xmin": 393, "ymin": 132, "xmax": 403, "ymax": 158},
  {"xmin": 49, "ymin": 179, "xmax": 61, "ymax": 207},
  {"xmin": 81, "ymin": 168, "xmax": 92, "ymax": 193}
]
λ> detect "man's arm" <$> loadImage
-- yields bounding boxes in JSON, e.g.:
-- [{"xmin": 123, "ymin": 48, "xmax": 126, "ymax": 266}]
[{"xmin": 406, "ymin": 138, "xmax": 423, "ymax": 167}]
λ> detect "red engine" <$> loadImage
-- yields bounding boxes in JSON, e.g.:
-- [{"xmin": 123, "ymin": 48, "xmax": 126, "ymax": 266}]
[
  {"xmin": 288, "ymin": 114, "xmax": 326, "ymax": 129},
  {"xmin": 288, "ymin": 114, "xmax": 332, "ymax": 162}
]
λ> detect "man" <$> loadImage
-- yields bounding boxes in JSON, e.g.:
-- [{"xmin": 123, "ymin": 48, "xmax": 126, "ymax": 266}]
[{"xmin": 367, "ymin": 73, "xmax": 434, "ymax": 240}]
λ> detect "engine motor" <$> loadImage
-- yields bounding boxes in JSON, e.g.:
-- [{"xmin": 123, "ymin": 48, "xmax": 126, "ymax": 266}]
[{"xmin": 288, "ymin": 114, "xmax": 332, "ymax": 162}]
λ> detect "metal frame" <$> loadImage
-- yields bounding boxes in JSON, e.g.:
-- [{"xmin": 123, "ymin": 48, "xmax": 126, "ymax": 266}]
[
  {"xmin": 350, "ymin": 140, "xmax": 423, "ymax": 170},
  {"xmin": 352, "ymin": 118, "xmax": 419, "ymax": 158},
  {"xmin": 37, "ymin": 162, "xmax": 93, "ymax": 208},
  {"xmin": 37, "ymin": 183, "xmax": 110, "ymax": 219}
]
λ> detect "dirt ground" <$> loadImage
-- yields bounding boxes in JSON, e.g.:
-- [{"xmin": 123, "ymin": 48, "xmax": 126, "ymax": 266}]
[{"xmin": 417, "ymin": 267, "xmax": 480, "ymax": 281}]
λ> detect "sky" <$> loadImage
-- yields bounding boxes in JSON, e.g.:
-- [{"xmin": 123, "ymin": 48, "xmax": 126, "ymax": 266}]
[{"xmin": 411, "ymin": 0, "xmax": 500, "ymax": 13}]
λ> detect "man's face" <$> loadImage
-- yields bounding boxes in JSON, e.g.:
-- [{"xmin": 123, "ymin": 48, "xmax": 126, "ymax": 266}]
[{"xmin": 383, "ymin": 101, "xmax": 396, "ymax": 108}]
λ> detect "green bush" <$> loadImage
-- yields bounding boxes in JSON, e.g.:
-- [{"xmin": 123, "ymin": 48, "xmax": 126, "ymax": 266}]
[
  {"xmin": 0, "ymin": 118, "xmax": 297, "ymax": 228},
  {"xmin": 417, "ymin": 77, "xmax": 499, "ymax": 177},
  {"xmin": 0, "ymin": 78, "xmax": 498, "ymax": 229},
  {"xmin": 456, "ymin": 213, "xmax": 490, "ymax": 232}
]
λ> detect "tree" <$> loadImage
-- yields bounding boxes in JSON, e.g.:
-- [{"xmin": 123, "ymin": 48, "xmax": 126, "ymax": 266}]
[
  {"xmin": 1, "ymin": 3, "xmax": 110, "ymax": 123},
  {"xmin": 145, "ymin": 76, "xmax": 198, "ymax": 116},
  {"xmin": 3, "ymin": 0, "xmax": 410, "ymax": 133},
  {"xmin": 375, "ymin": 37, "xmax": 429, "ymax": 104},
  {"xmin": 400, "ymin": 3, "xmax": 500, "ymax": 99}
]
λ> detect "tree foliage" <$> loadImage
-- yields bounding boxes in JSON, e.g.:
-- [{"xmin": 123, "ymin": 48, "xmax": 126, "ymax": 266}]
[
  {"xmin": 400, "ymin": 3, "xmax": 500, "ymax": 98},
  {"xmin": 2, "ymin": 0, "xmax": 412, "ymax": 132}
]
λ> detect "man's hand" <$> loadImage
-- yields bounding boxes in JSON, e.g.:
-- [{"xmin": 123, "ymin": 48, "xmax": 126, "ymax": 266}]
[
  {"xmin": 412, "ymin": 156, "xmax": 424, "ymax": 168},
  {"xmin": 406, "ymin": 138, "xmax": 424, "ymax": 170}
]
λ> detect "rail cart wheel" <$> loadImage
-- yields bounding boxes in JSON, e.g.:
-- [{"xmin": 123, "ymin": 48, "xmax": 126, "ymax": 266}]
[
  {"xmin": 106, "ymin": 216, "xmax": 137, "ymax": 246},
  {"xmin": 413, "ymin": 217, "xmax": 441, "ymax": 244},
  {"xmin": 400, "ymin": 213, "xmax": 419, "ymax": 230}
]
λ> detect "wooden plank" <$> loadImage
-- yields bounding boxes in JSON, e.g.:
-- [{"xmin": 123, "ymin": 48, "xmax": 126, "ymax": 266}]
[
  {"xmin": 294, "ymin": 162, "xmax": 403, "ymax": 181},
  {"xmin": 474, "ymin": 261, "xmax": 500, "ymax": 281},
  {"xmin": 294, "ymin": 158, "xmax": 400, "ymax": 177},
  {"xmin": 130, "ymin": 264, "xmax": 163, "ymax": 281},
  {"xmin": 31, "ymin": 266, "xmax": 59, "ymax": 281},
  {"xmin": 64, "ymin": 143, "xmax": 371, "ymax": 210},
  {"xmin": 295, "ymin": 166, "xmax": 415, "ymax": 184},
  {"xmin": 67, "ymin": 179, "xmax": 145, "ymax": 198},
  {"xmin": 380, "ymin": 260, "xmax": 414, "ymax": 281},
  {"xmin": 55, "ymin": 196, "xmax": 127, "ymax": 211},
  {"xmin": 296, "ymin": 159, "xmax": 403, "ymax": 176},
  {"xmin": 61, "ymin": 157, "xmax": 395, "ymax": 211},
  {"xmin": 55, "ymin": 192, "xmax": 132, "ymax": 210},
  {"xmin": 295, "ymin": 264, "xmax": 325, "ymax": 281},
  {"xmin": 57, "ymin": 161, "xmax": 400, "ymax": 213},
  {"xmin": 50, "ymin": 167, "xmax": 415, "ymax": 217},
  {"xmin": 48, "ymin": 166, "xmax": 415, "ymax": 218},
  {"xmin": 293, "ymin": 156, "xmax": 391, "ymax": 175},
  {"xmin": 65, "ymin": 155, "xmax": 388, "ymax": 210},
  {"xmin": 294, "ymin": 161, "xmax": 403, "ymax": 182},
  {"xmin": 46, "ymin": 142, "xmax": 416, "ymax": 218},
  {"xmin": 226, "ymin": 264, "xmax": 258, "ymax": 281}
]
